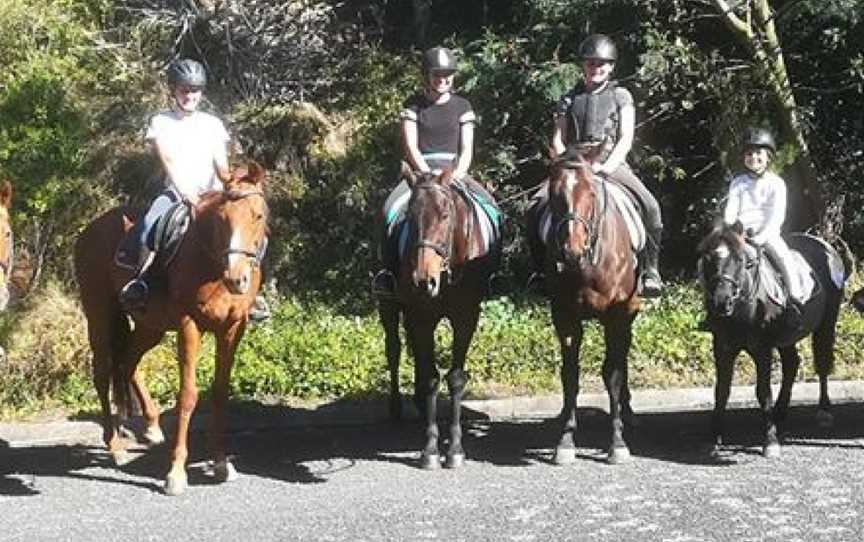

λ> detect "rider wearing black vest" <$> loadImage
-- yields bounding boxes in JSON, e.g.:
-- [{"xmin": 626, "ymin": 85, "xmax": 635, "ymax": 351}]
[{"xmin": 534, "ymin": 34, "xmax": 664, "ymax": 297}]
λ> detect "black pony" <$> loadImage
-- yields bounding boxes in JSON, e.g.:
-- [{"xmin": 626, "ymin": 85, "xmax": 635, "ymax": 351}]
[{"xmin": 698, "ymin": 221, "xmax": 847, "ymax": 458}]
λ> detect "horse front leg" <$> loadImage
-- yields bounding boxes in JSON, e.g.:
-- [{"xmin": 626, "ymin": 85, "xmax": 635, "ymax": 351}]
[
  {"xmin": 209, "ymin": 319, "xmax": 246, "ymax": 484},
  {"xmin": 774, "ymin": 346, "xmax": 802, "ymax": 433},
  {"xmin": 551, "ymin": 305, "xmax": 583, "ymax": 465},
  {"xmin": 445, "ymin": 305, "xmax": 480, "ymax": 468},
  {"xmin": 408, "ymin": 314, "xmax": 440, "ymax": 469},
  {"xmin": 752, "ymin": 346, "xmax": 781, "ymax": 458},
  {"xmin": 379, "ymin": 300, "xmax": 403, "ymax": 420},
  {"xmin": 602, "ymin": 314, "xmax": 634, "ymax": 464},
  {"xmin": 164, "ymin": 316, "xmax": 202, "ymax": 496},
  {"xmin": 711, "ymin": 336, "xmax": 739, "ymax": 457}
]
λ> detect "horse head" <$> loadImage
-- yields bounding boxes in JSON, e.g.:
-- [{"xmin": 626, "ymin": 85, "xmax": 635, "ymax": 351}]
[
  {"xmin": 697, "ymin": 221, "xmax": 759, "ymax": 321},
  {"xmin": 197, "ymin": 161, "xmax": 268, "ymax": 295},
  {"xmin": 548, "ymin": 148, "xmax": 597, "ymax": 272},
  {"xmin": 406, "ymin": 169, "xmax": 457, "ymax": 298}
]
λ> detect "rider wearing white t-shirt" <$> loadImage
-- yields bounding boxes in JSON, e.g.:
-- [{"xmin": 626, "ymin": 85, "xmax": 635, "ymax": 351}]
[
  {"xmin": 119, "ymin": 59, "xmax": 231, "ymax": 310},
  {"xmin": 723, "ymin": 127, "xmax": 803, "ymax": 320}
]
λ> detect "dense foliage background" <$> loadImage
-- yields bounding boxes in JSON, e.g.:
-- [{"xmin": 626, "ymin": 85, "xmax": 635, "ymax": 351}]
[{"xmin": 0, "ymin": 0, "xmax": 862, "ymax": 415}]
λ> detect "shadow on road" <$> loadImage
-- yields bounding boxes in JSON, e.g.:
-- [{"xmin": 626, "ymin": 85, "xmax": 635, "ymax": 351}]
[{"xmin": 2, "ymin": 399, "xmax": 863, "ymax": 496}]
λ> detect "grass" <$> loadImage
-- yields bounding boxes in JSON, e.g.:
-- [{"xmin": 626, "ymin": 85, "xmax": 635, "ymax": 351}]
[{"xmin": 1, "ymin": 280, "xmax": 864, "ymax": 420}]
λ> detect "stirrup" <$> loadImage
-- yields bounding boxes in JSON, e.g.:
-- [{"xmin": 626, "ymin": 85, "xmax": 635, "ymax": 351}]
[
  {"xmin": 641, "ymin": 271, "xmax": 663, "ymax": 298},
  {"xmin": 372, "ymin": 270, "xmax": 397, "ymax": 299},
  {"xmin": 119, "ymin": 279, "xmax": 149, "ymax": 310}
]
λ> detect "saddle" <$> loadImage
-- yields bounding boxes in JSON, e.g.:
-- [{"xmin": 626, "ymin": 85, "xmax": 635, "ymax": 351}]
[
  {"xmin": 537, "ymin": 176, "xmax": 646, "ymax": 257},
  {"xmin": 755, "ymin": 241, "xmax": 818, "ymax": 307},
  {"xmin": 115, "ymin": 201, "xmax": 191, "ymax": 273},
  {"xmin": 385, "ymin": 180, "xmax": 502, "ymax": 263}
]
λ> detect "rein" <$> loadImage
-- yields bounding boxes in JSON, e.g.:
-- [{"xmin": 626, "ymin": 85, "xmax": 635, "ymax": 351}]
[
  {"xmin": 552, "ymin": 164, "xmax": 607, "ymax": 268},
  {"xmin": 199, "ymin": 189, "xmax": 267, "ymax": 269},
  {"xmin": 411, "ymin": 180, "xmax": 472, "ymax": 284}
]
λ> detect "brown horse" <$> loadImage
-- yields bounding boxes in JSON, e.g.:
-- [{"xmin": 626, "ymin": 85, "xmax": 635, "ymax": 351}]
[
  {"xmin": 74, "ymin": 162, "xmax": 268, "ymax": 495},
  {"xmin": 0, "ymin": 181, "xmax": 13, "ymax": 311},
  {"xmin": 379, "ymin": 170, "xmax": 501, "ymax": 469},
  {"xmin": 527, "ymin": 148, "xmax": 639, "ymax": 465}
]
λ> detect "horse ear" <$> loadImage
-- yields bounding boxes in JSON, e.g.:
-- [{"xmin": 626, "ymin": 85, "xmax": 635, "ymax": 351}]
[
  {"xmin": 245, "ymin": 160, "xmax": 265, "ymax": 184},
  {"xmin": 731, "ymin": 221, "xmax": 744, "ymax": 235},
  {"xmin": 0, "ymin": 180, "xmax": 11, "ymax": 208}
]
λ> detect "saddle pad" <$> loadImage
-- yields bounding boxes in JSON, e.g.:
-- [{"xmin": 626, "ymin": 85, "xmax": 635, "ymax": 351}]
[
  {"xmin": 538, "ymin": 178, "xmax": 645, "ymax": 252},
  {"xmin": 390, "ymin": 189, "xmax": 501, "ymax": 261},
  {"xmin": 801, "ymin": 234, "xmax": 847, "ymax": 289},
  {"xmin": 759, "ymin": 250, "xmax": 816, "ymax": 306}
]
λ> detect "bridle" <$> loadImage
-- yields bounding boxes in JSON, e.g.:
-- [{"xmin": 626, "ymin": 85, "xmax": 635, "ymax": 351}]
[
  {"xmin": 411, "ymin": 180, "xmax": 458, "ymax": 281},
  {"xmin": 704, "ymin": 240, "xmax": 761, "ymax": 312},
  {"xmin": 201, "ymin": 189, "xmax": 268, "ymax": 269},
  {"xmin": 551, "ymin": 163, "xmax": 604, "ymax": 268}
]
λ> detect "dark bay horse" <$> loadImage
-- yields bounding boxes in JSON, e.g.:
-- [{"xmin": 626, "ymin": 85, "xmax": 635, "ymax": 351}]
[
  {"xmin": 74, "ymin": 162, "xmax": 268, "ymax": 495},
  {"xmin": 527, "ymin": 148, "xmax": 640, "ymax": 465},
  {"xmin": 0, "ymin": 181, "xmax": 13, "ymax": 311},
  {"xmin": 378, "ymin": 170, "xmax": 500, "ymax": 469},
  {"xmin": 698, "ymin": 222, "xmax": 847, "ymax": 458}
]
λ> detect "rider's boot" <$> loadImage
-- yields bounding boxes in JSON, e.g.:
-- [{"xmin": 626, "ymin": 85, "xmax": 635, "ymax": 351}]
[
  {"xmin": 119, "ymin": 249, "xmax": 154, "ymax": 311},
  {"xmin": 641, "ymin": 229, "xmax": 663, "ymax": 298}
]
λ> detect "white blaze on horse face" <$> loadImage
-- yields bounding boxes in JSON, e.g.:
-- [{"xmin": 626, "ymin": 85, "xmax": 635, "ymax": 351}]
[
  {"xmin": 714, "ymin": 244, "xmax": 730, "ymax": 260},
  {"xmin": 227, "ymin": 228, "xmax": 253, "ymax": 294}
]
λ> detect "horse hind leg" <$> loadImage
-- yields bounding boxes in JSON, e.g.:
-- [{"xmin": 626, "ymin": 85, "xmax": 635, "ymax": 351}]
[
  {"xmin": 812, "ymin": 300, "xmax": 840, "ymax": 428},
  {"xmin": 379, "ymin": 300, "xmax": 403, "ymax": 420},
  {"xmin": 774, "ymin": 346, "xmax": 802, "ymax": 432},
  {"xmin": 86, "ymin": 310, "xmax": 130, "ymax": 465}
]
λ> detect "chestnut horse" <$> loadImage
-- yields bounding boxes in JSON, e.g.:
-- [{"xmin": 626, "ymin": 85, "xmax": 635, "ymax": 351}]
[
  {"xmin": 379, "ymin": 170, "xmax": 500, "ymax": 469},
  {"xmin": 74, "ymin": 162, "xmax": 268, "ymax": 495},
  {"xmin": 0, "ymin": 181, "xmax": 13, "ymax": 311},
  {"xmin": 527, "ymin": 148, "xmax": 639, "ymax": 465},
  {"xmin": 698, "ymin": 222, "xmax": 847, "ymax": 457}
]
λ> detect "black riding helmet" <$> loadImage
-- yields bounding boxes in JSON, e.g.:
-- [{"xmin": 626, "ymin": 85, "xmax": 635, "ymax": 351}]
[
  {"xmin": 167, "ymin": 58, "xmax": 207, "ymax": 88},
  {"xmin": 578, "ymin": 34, "xmax": 618, "ymax": 62},
  {"xmin": 742, "ymin": 127, "xmax": 777, "ymax": 155},
  {"xmin": 422, "ymin": 47, "xmax": 458, "ymax": 76}
]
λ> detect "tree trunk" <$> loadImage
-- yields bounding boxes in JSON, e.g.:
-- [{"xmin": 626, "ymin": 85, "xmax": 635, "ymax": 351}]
[{"xmin": 711, "ymin": 0, "xmax": 824, "ymax": 231}]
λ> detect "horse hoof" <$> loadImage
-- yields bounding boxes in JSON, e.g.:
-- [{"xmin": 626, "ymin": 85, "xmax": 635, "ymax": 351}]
[
  {"xmin": 213, "ymin": 459, "xmax": 239, "ymax": 483},
  {"xmin": 607, "ymin": 446, "xmax": 631, "ymax": 465},
  {"xmin": 553, "ymin": 447, "xmax": 576, "ymax": 466},
  {"xmin": 143, "ymin": 425, "xmax": 165, "ymax": 446},
  {"xmin": 164, "ymin": 471, "xmax": 188, "ymax": 496},
  {"xmin": 420, "ymin": 453, "xmax": 441, "ymax": 470},
  {"xmin": 816, "ymin": 409, "xmax": 834, "ymax": 428},
  {"xmin": 763, "ymin": 443, "xmax": 781, "ymax": 459},
  {"xmin": 444, "ymin": 453, "xmax": 465, "ymax": 469}
]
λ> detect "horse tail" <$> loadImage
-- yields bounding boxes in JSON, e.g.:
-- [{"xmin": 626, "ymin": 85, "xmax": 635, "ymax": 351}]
[{"xmin": 109, "ymin": 314, "xmax": 134, "ymax": 418}]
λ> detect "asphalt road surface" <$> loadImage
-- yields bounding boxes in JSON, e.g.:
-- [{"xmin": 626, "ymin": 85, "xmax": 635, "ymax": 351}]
[{"xmin": 2, "ymin": 400, "xmax": 864, "ymax": 542}]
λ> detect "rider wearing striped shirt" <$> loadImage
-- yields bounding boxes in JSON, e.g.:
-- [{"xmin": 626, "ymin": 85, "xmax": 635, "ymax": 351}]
[{"xmin": 373, "ymin": 46, "xmax": 493, "ymax": 296}]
